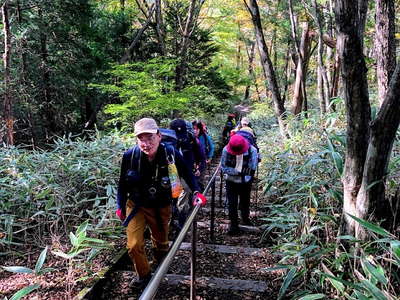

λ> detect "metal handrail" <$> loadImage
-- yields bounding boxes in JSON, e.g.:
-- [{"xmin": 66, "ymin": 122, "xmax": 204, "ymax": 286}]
[{"xmin": 139, "ymin": 163, "xmax": 221, "ymax": 300}]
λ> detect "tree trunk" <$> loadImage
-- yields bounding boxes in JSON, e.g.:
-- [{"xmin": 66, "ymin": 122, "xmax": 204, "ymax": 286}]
[
  {"xmin": 17, "ymin": 0, "xmax": 27, "ymax": 84},
  {"xmin": 335, "ymin": 0, "xmax": 371, "ymax": 237},
  {"xmin": 175, "ymin": 0, "xmax": 204, "ymax": 91},
  {"xmin": 375, "ymin": 0, "xmax": 396, "ymax": 106},
  {"xmin": 281, "ymin": 41, "xmax": 291, "ymax": 103},
  {"xmin": 291, "ymin": 21, "xmax": 311, "ymax": 115},
  {"xmin": 356, "ymin": 62, "xmax": 400, "ymax": 235},
  {"xmin": 244, "ymin": 41, "xmax": 256, "ymax": 101},
  {"xmin": 312, "ymin": 0, "xmax": 330, "ymax": 113},
  {"xmin": 330, "ymin": 52, "xmax": 340, "ymax": 98},
  {"xmin": 317, "ymin": 63, "xmax": 326, "ymax": 114},
  {"xmin": 326, "ymin": 0, "xmax": 334, "ymax": 98},
  {"xmin": 155, "ymin": 0, "xmax": 166, "ymax": 56},
  {"xmin": 120, "ymin": 4, "xmax": 155, "ymax": 63},
  {"xmin": 2, "ymin": 1, "xmax": 13, "ymax": 145},
  {"xmin": 244, "ymin": 0, "xmax": 287, "ymax": 138}
]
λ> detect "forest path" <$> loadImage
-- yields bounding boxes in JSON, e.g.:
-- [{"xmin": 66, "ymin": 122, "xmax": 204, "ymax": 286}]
[{"xmin": 90, "ymin": 156, "xmax": 282, "ymax": 299}]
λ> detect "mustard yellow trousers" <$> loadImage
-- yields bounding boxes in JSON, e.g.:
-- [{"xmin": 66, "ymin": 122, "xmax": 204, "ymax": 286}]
[{"xmin": 126, "ymin": 200, "xmax": 171, "ymax": 278}]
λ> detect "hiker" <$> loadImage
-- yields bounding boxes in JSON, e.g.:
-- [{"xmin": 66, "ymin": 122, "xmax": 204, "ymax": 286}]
[
  {"xmin": 192, "ymin": 120, "xmax": 214, "ymax": 165},
  {"xmin": 221, "ymin": 134, "xmax": 258, "ymax": 235},
  {"xmin": 232, "ymin": 117, "xmax": 254, "ymax": 137},
  {"xmin": 222, "ymin": 114, "xmax": 236, "ymax": 145},
  {"xmin": 169, "ymin": 119, "xmax": 206, "ymax": 229},
  {"xmin": 115, "ymin": 118, "xmax": 207, "ymax": 288},
  {"xmin": 192, "ymin": 120, "xmax": 214, "ymax": 189}
]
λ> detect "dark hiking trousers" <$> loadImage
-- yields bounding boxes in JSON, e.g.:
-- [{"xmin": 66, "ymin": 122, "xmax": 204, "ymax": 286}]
[{"xmin": 225, "ymin": 180, "xmax": 252, "ymax": 228}]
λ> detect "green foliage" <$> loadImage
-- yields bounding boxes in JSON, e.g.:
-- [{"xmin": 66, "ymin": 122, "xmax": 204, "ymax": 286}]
[
  {"xmin": 2, "ymin": 247, "xmax": 53, "ymax": 300},
  {"xmin": 257, "ymin": 107, "xmax": 400, "ymax": 297},
  {"xmin": 52, "ymin": 220, "xmax": 111, "ymax": 261},
  {"xmin": 320, "ymin": 218, "xmax": 400, "ymax": 299},
  {"xmin": 0, "ymin": 132, "xmax": 128, "ymax": 254},
  {"xmin": 7, "ymin": 284, "xmax": 40, "ymax": 300},
  {"xmin": 2, "ymin": 246, "xmax": 54, "ymax": 275},
  {"xmin": 92, "ymin": 59, "xmax": 226, "ymax": 129},
  {"xmin": 10, "ymin": 0, "xmax": 136, "ymax": 143}
]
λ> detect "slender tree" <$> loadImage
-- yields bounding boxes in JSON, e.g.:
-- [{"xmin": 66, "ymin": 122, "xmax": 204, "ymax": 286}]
[
  {"xmin": 310, "ymin": 0, "xmax": 330, "ymax": 113},
  {"xmin": 290, "ymin": 20, "xmax": 311, "ymax": 115},
  {"xmin": 375, "ymin": 0, "xmax": 396, "ymax": 106},
  {"xmin": 243, "ymin": 0, "xmax": 287, "ymax": 137},
  {"xmin": 2, "ymin": 1, "xmax": 13, "ymax": 145},
  {"xmin": 175, "ymin": 0, "xmax": 205, "ymax": 90}
]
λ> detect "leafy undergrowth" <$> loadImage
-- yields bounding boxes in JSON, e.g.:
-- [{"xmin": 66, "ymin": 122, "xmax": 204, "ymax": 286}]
[
  {"xmin": 249, "ymin": 104, "xmax": 400, "ymax": 299},
  {"xmin": 0, "ymin": 238, "xmax": 125, "ymax": 300},
  {"xmin": 0, "ymin": 132, "xmax": 129, "ymax": 299}
]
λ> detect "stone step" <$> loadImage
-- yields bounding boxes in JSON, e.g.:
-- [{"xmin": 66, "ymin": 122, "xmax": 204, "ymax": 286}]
[
  {"xmin": 117, "ymin": 272, "xmax": 268, "ymax": 293},
  {"xmin": 197, "ymin": 221, "xmax": 261, "ymax": 233},
  {"xmin": 176, "ymin": 242, "xmax": 265, "ymax": 257},
  {"xmin": 201, "ymin": 207, "xmax": 263, "ymax": 217},
  {"xmin": 164, "ymin": 274, "xmax": 268, "ymax": 292}
]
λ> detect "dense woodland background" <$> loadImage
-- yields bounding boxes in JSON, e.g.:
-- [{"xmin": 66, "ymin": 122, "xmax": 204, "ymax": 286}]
[{"xmin": 1, "ymin": 0, "xmax": 400, "ymax": 299}]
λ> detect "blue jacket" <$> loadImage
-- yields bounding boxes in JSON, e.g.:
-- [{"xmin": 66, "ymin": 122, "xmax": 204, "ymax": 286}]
[
  {"xmin": 221, "ymin": 145, "xmax": 258, "ymax": 184},
  {"xmin": 198, "ymin": 134, "xmax": 214, "ymax": 160}
]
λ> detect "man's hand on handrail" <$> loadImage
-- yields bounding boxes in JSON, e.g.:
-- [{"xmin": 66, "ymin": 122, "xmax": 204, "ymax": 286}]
[{"xmin": 192, "ymin": 192, "xmax": 207, "ymax": 207}]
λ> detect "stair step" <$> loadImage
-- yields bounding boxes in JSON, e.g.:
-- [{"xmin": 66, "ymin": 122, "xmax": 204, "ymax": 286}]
[
  {"xmin": 164, "ymin": 274, "xmax": 268, "ymax": 292},
  {"xmin": 201, "ymin": 207, "xmax": 263, "ymax": 217},
  {"xmin": 176, "ymin": 242, "xmax": 264, "ymax": 256},
  {"xmin": 197, "ymin": 221, "xmax": 261, "ymax": 233}
]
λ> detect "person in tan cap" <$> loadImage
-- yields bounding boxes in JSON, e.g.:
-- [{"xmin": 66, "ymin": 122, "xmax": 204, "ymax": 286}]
[
  {"xmin": 231, "ymin": 117, "xmax": 255, "ymax": 136},
  {"xmin": 116, "ymin": 117, "xmax": 206, "ymax": 289}
]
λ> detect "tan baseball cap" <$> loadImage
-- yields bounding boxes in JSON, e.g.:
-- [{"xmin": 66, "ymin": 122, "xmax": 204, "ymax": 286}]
[
  {"xmin": 241, "ymin": 117, "xmax": 250, "ymax": 126},
  {"xmin": 134, "ymin": 118, "xmax": 159, "ymax": 136}
]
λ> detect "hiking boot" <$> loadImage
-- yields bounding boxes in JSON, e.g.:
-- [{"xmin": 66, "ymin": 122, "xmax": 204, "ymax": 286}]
[
  {"xmin": 227, "ymin": 225, "xmax": 240, "ymax": 236},
  {"xmin": 130, "ymin": 273, "xmax": 152, "ymax": 290}
]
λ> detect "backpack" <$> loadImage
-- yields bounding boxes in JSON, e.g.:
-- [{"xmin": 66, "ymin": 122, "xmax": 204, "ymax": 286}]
[
  {"xmin": 225, "ymin": 120, "xmax": 235, "ymax": 131},
  {"xmin": 160, "ymin": 128, "xmax": 178, "ymax": 149},
  {"xmin": 170, "ymin": 119, "xmax": 194, "ymax": 154},
  {"xmin": 186, "ymin": 121, "xmax": 195, "ymax": 138},
  {"xmin": 235, "ymin": 130, "xmax": 257, "ymax": 149},
  {"xmin": 202, "ymin": 133, "xmax": 211, "ymax": 155}
]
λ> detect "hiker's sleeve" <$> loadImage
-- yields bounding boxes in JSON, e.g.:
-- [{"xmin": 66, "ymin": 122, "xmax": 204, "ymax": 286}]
[
  {"xmin": 116, "ymin": 150, "xmax": 131, "ymax": 214},
  {"xmin": 195, "ymin": 138, "xmax": 206, "ymax": 171},
  {"xmin": 221, "ymin": 148, "xmax": 239, "ymax": 175},
  {"xmin": 207, "ymin": 135, "xmax": 215, "ymax": 159},
  {"xmin": 193, "ymin": 138, "xmax": 204, "ymax": 165},
  {"xmin": 175, "ymin": 150, "xmax": 200, "ymax": 192},
  {"xmin": 250, "ymin": 146, "xmax": 258, "ymax": 170}
]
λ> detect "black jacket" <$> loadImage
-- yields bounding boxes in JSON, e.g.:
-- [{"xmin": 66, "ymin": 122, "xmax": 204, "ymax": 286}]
[{"xmin": 116, "ymin": 143, "xmax": 199, "ymax": 214}]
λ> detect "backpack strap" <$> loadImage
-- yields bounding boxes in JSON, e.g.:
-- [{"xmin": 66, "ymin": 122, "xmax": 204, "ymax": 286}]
[
  {"xmin": 161, "ymin": 142, "xmax": 175, "ymax": 164},
  {"xmin": 130, "ymin": 145, "xmax": 141, "ymax": 172}
]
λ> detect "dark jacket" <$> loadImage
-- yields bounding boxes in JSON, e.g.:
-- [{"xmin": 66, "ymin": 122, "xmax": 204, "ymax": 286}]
[{"xmin": 116, "ymin": 143, "xmax": 199, "ymax": 214}]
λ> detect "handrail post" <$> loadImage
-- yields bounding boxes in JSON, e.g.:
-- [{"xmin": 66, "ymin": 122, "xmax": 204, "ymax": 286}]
[
  {"xmin": 255, "ymin": 165, "xmax": 259, "ymax": 210},
  {"xmin": 210, "ymin": 179, "xmax": 216, "ymax": 242},
  {"xmin": 190, "ymin": 214, "xmax": 197, "ymax": 300},
  {"xmin": 219, "ymin": 169, "xmax": 223, "ymax": 207},
  {"xmin": 140, "ymin": 164, "xmax": 220, "ymax": 300}
]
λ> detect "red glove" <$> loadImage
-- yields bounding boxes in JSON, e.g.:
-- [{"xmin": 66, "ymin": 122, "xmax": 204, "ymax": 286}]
[
  {"xmin": 116, "ymin": 208, "xmax": 126, "ymax": 221},
  {"xmin": 193, "ymin": 192, "xmax": 207, "ymax": 207}
]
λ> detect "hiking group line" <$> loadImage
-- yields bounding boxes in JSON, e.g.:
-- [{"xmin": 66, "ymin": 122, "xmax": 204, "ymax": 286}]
[{"xmin": 114, "ymin": 115, "xmax": 260, "ymax": 298}]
